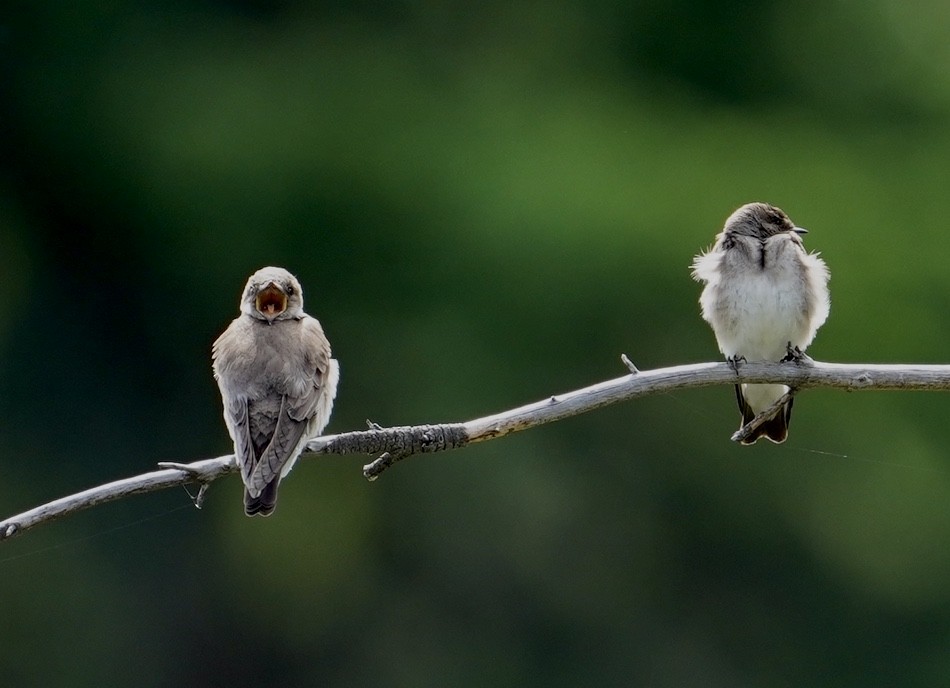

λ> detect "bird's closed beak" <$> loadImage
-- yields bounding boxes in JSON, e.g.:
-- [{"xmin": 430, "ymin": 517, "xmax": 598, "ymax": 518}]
[
  {"xmin": 255, "ymin": 282, "xmax": 288, "ymax": 319},
  {"xmin": 793, "ymin": 227, "xmax": 808, "ymax": 235}
]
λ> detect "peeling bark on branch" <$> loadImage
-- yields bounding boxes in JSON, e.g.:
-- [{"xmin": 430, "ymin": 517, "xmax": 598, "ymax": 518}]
[{"xmin": 3, "ymin": 358, "xmax": 950, "ymax": 542}]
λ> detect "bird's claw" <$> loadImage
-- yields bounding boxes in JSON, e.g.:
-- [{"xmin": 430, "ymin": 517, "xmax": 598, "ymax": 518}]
[
  {"xmin": 781, "ymin": 342, "xmax": 812, "ymax": 364},
  {"xmin": 727, "ymin": 355, "xmax": 746, "ymax": 374}
]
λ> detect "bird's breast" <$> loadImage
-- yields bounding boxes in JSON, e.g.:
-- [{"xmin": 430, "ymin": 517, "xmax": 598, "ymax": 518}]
[
  {"xmin": 216, "ymin": 318, "xmax": 309, "ymax": 399},
  {"xmin": 708, "ymin": 262, "xmax": 810, "ymax": 360}
]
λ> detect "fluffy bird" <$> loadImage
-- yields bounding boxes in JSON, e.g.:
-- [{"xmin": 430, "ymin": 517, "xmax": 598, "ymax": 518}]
[
  {"xmin": 213, "ymin": 267, "xmax": 339, "ymax": 516},
  {"xmin": 691, "ymin": 203, "xmax": 830, "ymax": 444}
]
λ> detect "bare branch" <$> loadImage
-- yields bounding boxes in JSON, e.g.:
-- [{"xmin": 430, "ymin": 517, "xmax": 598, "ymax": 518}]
[
  {"xmin": 3, "ymin": 358, "xmax": 950, "ymax": 542},
  {"xmin": 620, "ymin": 354, "xmax": 640, "ymax": 374},
  {"xmin": 0, "ymin": 457, "xmax": 235, "ymax": 541}
]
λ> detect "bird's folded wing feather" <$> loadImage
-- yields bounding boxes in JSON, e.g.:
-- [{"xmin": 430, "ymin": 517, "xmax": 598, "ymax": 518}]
[
  {"xmin": 248, "ymin": 396, "xmax": 312, "ymax": 495},
  {"xmin": 225, "ymin": 396, "xmax": 256, "ymax": 488}
]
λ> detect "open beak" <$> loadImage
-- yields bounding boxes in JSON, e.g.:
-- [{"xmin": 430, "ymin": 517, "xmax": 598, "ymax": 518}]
[{"xmin": 255, "ymin": 282, "xmax": 288, "ymax": 319}]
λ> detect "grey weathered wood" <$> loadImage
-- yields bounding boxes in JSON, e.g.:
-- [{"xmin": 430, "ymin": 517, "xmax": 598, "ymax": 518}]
[
  {"xmin": 3, "ymin": 358, "xmax": 950, "ymax": 541},
  {"xmin": 0, "ymin": 457, "xmax": 234, "ymax": 541}
]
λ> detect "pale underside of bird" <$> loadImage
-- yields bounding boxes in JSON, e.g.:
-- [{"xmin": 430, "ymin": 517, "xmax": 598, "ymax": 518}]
[
  {"xmin": 212, "ymin": 266, "xmax": 339, "ymax": 516},
  {"xmin": 692, "ymin": 203, "xmax": 830, "ymax": 444}
]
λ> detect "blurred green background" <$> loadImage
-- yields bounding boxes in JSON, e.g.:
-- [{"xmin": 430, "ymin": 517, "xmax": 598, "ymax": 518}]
[{"xmin": 3, "ymin": 1, "xmax": 950, "ymax": 685}]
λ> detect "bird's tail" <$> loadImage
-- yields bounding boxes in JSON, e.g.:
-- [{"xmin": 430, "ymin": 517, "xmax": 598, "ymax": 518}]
[
  {"xmin": 244, "ymin": 480, "xmax": 280, "ymax": 517},
  {"xmin": 735, "ymin": 384, "xmax": 793, "ymax": 445}
]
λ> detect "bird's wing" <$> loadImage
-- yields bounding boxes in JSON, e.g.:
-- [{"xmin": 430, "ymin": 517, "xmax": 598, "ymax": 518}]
[
  {"xmin": 213, "ymin": 319, "xmax": 258, "ymax": 486},
  {"xmin": 224, "ymin": 395, "xmax": 256, "ymax": 487},
  {"xmin": 247, "ymin": 317, "xmax": 337, "ymax": 495},
  {"xmin": 246, "ymin": 395, "xmax": 311, "ymax": 496}
]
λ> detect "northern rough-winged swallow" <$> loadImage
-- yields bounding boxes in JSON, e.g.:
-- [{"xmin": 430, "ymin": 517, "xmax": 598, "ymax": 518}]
[
  {"xmin": 213, "ymin": 267, "xmax": 339, "ymax": 516},
  {"xmin": 691, "ymin": 203, "xmax": 830, "ymax": 444}
]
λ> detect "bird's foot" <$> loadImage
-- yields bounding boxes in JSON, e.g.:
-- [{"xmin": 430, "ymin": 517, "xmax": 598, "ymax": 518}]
[
  {"xmin": 727, "ymin": 354, "xmax": 747, "ymax": 374},
  {"xmin": 781, "ymin": 342, "xmax": 812, "ymax": 364}
]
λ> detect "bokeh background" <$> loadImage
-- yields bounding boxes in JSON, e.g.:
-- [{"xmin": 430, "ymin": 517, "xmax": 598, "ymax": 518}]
[{"xmin": 3, "ymin": 1, "xmax": 950, "ymax": 686}]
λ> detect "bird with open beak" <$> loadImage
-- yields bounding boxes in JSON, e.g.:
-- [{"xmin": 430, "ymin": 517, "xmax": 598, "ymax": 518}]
[
  {"xmin": 691, "ymin": 203, "xmax": 830, "ymax": 444},
  {"xmin": 212, "ymin": 266, "xmax": 339, "ymax": 516}
]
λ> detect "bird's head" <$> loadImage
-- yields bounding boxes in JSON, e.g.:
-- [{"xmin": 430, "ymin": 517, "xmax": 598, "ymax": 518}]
[
  {"xmin": 723, "ymin": 202, "xmax": 807, "ymax": 240},
  {"xmin": 240, "ymin": 266, "xmax": 305, "ymax": 322}
]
